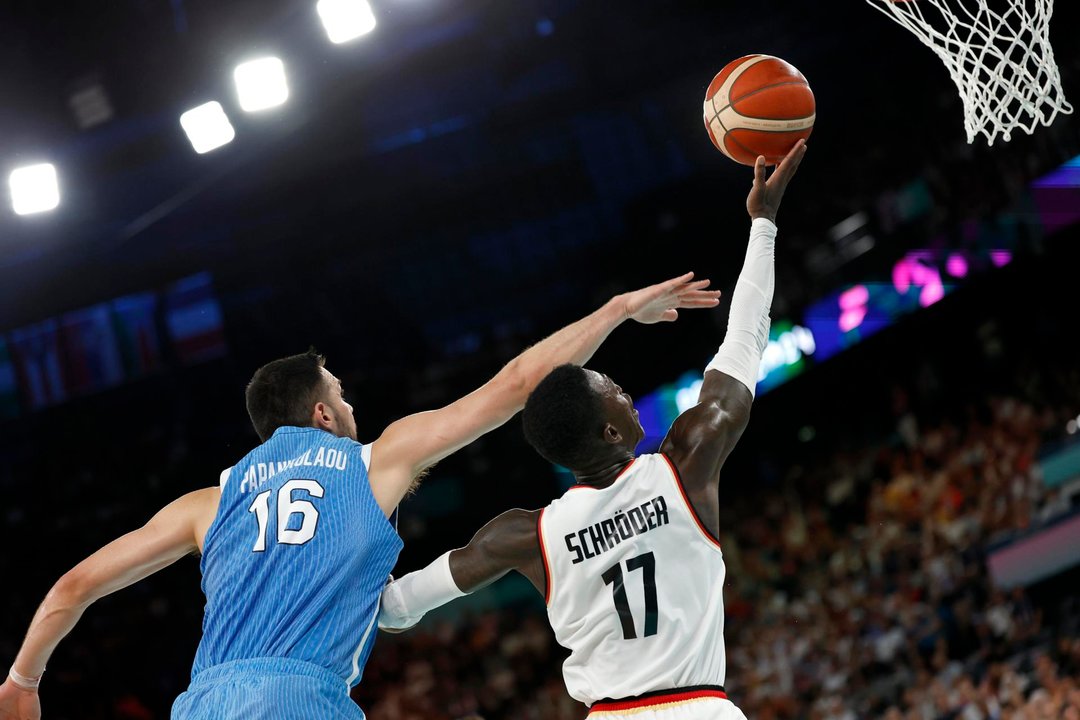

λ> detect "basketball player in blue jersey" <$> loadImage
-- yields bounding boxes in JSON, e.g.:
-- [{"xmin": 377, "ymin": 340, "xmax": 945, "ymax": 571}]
[
  {"xmin": 0, "ymin": 277, "xmax": 723, "ymax": 719},
  {"xmin": 378, "ymin": 141, "xmax": 806, "ymax": 720}
]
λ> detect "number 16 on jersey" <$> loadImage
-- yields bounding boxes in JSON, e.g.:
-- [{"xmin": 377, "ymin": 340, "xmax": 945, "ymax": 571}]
[{"xmin": 248, "ymin": 478, "xmax": 325, "ymax": 552}]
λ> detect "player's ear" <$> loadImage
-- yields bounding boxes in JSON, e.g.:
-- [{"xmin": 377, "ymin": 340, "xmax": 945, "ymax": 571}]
[
  {"xmin": 312, "ymin": 401, "xmax": 333, "ymax": 430},
  {"xmin": 603, "ymin": 423, "xmax": 622, "ymax": 445}
]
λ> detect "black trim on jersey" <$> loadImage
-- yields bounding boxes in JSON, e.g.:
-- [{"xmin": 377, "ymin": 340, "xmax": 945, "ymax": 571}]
[
  {"xmin": 592, "ymin": 684, "xmax": 727, "ymax": 706},
  {"xmin": 659, "ymin": 453, "xmax": 723, "ymax": 547}
]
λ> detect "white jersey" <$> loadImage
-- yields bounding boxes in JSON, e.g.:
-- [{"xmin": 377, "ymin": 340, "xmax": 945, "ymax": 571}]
[{"xmin": 538, "ymin": 452, "xmax": 728, "ymax": 708}]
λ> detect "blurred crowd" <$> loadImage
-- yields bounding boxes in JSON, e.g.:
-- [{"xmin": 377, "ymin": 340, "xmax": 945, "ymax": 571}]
[
  {"xmin": 355, "ymin": 389, "xmax": 1080, "ymax": 720},
  {"xmin": 723, "ymin": 393, "xmax": 1080, "ymax": 720}
]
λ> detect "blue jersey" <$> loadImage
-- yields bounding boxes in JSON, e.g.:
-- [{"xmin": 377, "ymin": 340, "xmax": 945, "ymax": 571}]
[{"xmin": 191, "ymin": 426, "xmax": 402, "ymax": 688}]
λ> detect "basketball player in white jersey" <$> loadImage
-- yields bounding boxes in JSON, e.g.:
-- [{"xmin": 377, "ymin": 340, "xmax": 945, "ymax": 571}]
[{"xmin": 378, "ymin": 140, "xmax": 806, "ymax": 719}]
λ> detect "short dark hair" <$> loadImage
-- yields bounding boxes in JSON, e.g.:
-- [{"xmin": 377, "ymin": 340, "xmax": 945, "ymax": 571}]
[
  {"xmin": 245, "ymin": 350, "xmax": 328, "ymax": 442},
  {"xmin": 522, "ymin": 364, "xmax": 606, "ymax": 470}
]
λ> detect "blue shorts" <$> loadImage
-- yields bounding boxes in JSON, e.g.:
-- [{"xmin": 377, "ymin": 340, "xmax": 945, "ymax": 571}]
[{"xmin": 171, "ymin": 657, "xmax": 365, "ymax": 720}]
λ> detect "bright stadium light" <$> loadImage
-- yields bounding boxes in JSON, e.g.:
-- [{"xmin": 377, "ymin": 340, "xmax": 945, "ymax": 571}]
[
  {"xmin": 234, "ymin": 57, "xmax": 289, "ymax": 112},
  {"xmin": 9, "ymin": 163, "xmax": 60, "ymax": 215},
  {"xmin": 317, "ymin": 0, "xmax": 376, "ymax": 43},
  {"xmin": 180, "ymin": 101, "xmax": 236, "ymax": 154}
]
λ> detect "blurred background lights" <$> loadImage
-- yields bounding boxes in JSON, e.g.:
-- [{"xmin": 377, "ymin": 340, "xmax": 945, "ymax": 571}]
[
  {"xmin": 317, "ymin": 0, "xmax": 376, "ymax": 44},
  {"xmin": 674, "ymin": 377, "xmax": 705, "ymax": 413},
  {"xmin": 234, "ymin": 57, "xmax": 289, "ymax": 112},
  {"xmin": 838, "ymin": 284, "xmax": 869, "ymax": 332},
  {"xmin": 946, "ymin": 253, "xmax": 969, "ymax": 278},
  {"xmin": 180, "ymin": 102, "xmax": 236, "ymax": 154},
  {"xmin": 9, "ymin": 163, "xmax": 60, "ymax": 215},
  {"xmin": 761, "ymin": 325, "xmax": 816, "ymax": 378}
]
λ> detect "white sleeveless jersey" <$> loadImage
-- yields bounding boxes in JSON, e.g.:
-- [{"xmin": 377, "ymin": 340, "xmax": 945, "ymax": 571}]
[{"xmin": 538, "ymin": 453, "xmax": 727, "ymax": 707}]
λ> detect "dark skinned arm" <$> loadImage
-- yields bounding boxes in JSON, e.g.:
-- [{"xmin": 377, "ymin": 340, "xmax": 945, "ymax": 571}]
[
  {"xmin": 448, "ymin": 509, "xmax": 545, "ymax": 594},
  {"xmin": 659, "ymin": 371, "xmax": 754, "ymax": 539},
  {"xmin": 379, "ymin": 509, "xmax": 544, "ymax": 632},
  {"xmin": 659, "ymin": 141, "xmax": 807, "ymax": 539}
]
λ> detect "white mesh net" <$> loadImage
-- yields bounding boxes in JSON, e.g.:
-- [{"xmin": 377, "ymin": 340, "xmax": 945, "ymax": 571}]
[{"xmin": 865, "ymin": 0, "xmax": 1073, "ymax": 145}]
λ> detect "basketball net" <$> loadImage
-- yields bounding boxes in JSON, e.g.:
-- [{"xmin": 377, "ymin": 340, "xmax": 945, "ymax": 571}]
[{"xmin": 865, "ymin": 0, "xmax": 1073, "ymax": 145}]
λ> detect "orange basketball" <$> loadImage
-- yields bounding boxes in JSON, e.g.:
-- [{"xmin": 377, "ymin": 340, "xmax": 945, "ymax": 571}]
[{"xmin": 703, "ymin": 55, "xmax": 815, "ymax": 166}]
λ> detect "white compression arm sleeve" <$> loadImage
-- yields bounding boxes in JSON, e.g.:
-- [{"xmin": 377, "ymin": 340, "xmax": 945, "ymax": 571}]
[
  {"xmin": 705, "ymin": 217, "xmax": 777, "ymax": 397},
  {"xmin": 378, "ymin": 551, "xmax": 467, "ymax": 631}
]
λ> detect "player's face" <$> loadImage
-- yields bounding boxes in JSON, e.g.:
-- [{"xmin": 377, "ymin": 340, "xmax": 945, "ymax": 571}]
[
  {"xmin": 591, "ymin": 372, "xmax": 645, "ymax": 448},
  {"xmin": 320, "ymin": 368, "xmax": 358, "ymax": 441}
]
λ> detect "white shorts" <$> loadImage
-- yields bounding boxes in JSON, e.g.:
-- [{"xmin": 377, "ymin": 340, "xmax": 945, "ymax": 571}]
[{"xmin": 587, "ymin": 690, "xmax": 747, "ymax": 720}]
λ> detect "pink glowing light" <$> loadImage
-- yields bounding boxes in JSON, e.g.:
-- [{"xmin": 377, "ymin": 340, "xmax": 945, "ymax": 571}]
[
  {"xmin": 838, "ymin": 284, "xmax": 869, "ymax": 332},
  {"xmin": 990, "ymin": 250, "xmax": 1012, "ymax": 267},
  {"xmin": 839, "ymin": 284, "xmax": 869, "ymax": 310},
  {"xmin": 920, "ymin": 280, "xmax": 945, "ymax": 307},
  {"xmin": 892, "ymin": 261, "xmax": 911, "ymax": 293},
  {"xmin": 894, "ymin": 252, "xmax": 949, "ymax": 304},
  {"xmin": 839, "ymin": 307, "xmax": 867, "ymax": 332},
  {"xmin": 946, "ymin": 253, "xmax": 968, "ymax": 278},
  {"xmin": 892, "ymin": 252, "xmax": 933, "ymax": 293}
]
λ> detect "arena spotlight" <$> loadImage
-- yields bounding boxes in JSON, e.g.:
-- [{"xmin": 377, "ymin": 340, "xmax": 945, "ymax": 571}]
[
  {"xmin": 180, "ymin": 102, "xmax": 236, "ymax": 154},
  {"xmin": 234, "ymin": 57, "xmax": 289, "ymax": 112},
  {"xmin": 9, "ymin": 163, "xmax": 60, "ymax": 215},
  {"xmin": 317, "ymin": 0, "xmax": 376, "ymax": 43}
]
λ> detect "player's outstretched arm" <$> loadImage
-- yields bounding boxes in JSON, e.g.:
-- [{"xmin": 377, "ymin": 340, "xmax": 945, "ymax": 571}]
[
  {"xmin": 0, "ymin": 488, "xmax": 218, "ymax": 718},
  {"xmin": 378, "ymin": 509, "xmax": 540, "ymax": 632},
  {"xmin": 661, "ymin": 141, "xmax": 806, "ymax": 526},
  {"xmin": 365, "ymin": 276, "xmax": 721, "ymax": 515}
]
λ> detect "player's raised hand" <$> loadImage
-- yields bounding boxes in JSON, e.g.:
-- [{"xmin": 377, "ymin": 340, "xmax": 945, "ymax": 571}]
[
  {"xmin": 746, "ymin": 138, "xmax": 807, "ymax": 223},
  {"xmin": 0, "ymin": 679, "xmax": 41, "ymax": 720},
  {"xmin": 621, "ymin": 272, "xmax": 721, "ymax": 324}
]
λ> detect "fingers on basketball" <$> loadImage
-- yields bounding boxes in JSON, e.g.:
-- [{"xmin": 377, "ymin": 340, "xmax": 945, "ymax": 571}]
[
  {"xmin": 754, "ymin": 156, "xmax": 767, "ymax": 185},
  {"xmin": 777, "ymin": 140, "xmax": 807, "ymax": 179}
]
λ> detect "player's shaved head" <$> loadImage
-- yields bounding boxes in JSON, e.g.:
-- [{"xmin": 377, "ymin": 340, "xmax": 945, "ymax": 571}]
[
  {"xmin": 245, "ymin": 349, "xmax": 329, "ymax": 442},
  {"xmin": 522, "ymin": 364, "xmax": 607, "ymax": 470}
]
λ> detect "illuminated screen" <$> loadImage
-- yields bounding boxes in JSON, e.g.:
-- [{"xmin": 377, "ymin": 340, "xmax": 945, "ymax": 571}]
[
  {"xmin": 1033, "ymin": 154, "xmax": 1080, "ymax": 235},
  {"xmin": 805, "ymin": 277, "xmax": 950, "ymax": 362},
  {"xmin": 634, "ymin": 321, "xmax": 818, "ymax": 452},
  {"xmin": 987, "ymin": 511, "xmax": 1080, "ymax": 589}
]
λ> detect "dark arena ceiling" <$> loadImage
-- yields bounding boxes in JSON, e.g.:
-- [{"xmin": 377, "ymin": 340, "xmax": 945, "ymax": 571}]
[{"xmin": 0, "ymin": 0, "xmax": 1078, "ymax": 410}]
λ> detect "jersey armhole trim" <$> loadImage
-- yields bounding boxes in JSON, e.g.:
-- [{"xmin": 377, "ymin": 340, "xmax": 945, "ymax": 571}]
[
  {"xmin": 659, "ymin": 453, "xmax": 723, "ymax": 551},
  {"xmin": 538, "ymin": 507, "xmax": 553, "ymax": 606}
]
